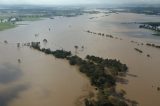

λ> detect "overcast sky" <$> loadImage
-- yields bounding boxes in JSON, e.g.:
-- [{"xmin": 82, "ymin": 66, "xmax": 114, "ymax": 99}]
[{"xmin": 0, "ymin": 0, "xmax": 159, "ymax": 5}]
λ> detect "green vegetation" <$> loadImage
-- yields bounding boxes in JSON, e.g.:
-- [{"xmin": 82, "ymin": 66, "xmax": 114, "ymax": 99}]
[
  {"xmin": 31, "ymin": 42, "xmax": 41, "ymax": 50},
  {"xmin": 0, "ymin": 22, "xmax": 16, "ymax": 31},
  {"xmin": 86, "ymin": 30, "xmax": 114, "ymax": 38},
  {"xmin": 51, "ymin": 9, "xmax": 83, "ymax": 17},
  {"xmin": 86, "ymin": 30, "xmax": 123, "ymax": 40},
  {"xmin": 21, "ymin": 16, "xmax": 42, "ymax": 21},
  {"xmin": 139, "ymin": 22, "xmax": 160, "ymax": 36},
  {"xmin": 42, "ymin": 48, "xmax": 72, "ymax": 58},
  {"xmin": 86, "ymin": 55, "xmax": 128, "ymax": 73},
  {"xmin": 30, "ymin": 42, "xmax": 130, "ymax": 106}
]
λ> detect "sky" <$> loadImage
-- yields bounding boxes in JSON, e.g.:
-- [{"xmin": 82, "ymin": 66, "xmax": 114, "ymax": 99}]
[{"xmin": 0, "ymin": 0, "xmax": 159, "ymax": 5}]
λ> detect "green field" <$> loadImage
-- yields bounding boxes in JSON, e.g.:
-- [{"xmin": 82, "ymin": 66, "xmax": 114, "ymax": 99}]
[
  {"xmin": 0, "ymin": 22, "xmax": 16, "ymax": 31},
  {"xmin": 21, "ymin": 16, "xmax": 42, "ymax": 21}
]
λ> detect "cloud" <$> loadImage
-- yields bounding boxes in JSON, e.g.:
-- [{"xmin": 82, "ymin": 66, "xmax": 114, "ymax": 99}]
[
  {"xmin": 0, "ymin": 0, "xmax": 159, "ymax": 5},
  {"xmin": 0, "ymin": 84, "xmax": 28, "ymax": 106},
  {"xmin": 0, "ymin": 0, "xmax": 158, "ymax": 5},
  {"xmin": 0, "ymin": 63, "xmax": 28, "ymax": 106},
  {"xmin": 0, "ymin": 64, "xmax": 22, "ymax": 84}
]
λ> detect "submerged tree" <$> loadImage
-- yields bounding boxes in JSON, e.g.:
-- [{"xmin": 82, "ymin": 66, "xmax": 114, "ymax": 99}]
[
  {"xmin": 4, "ymin": 40, "xmax": 8, "ymax": 44},
  {"xmin": 17, "ymin": 43, "xmax": 20, "ymax": 48},
  {"xmin": 74, "ymin": 45, "xmax": 79, "ymax": 55}
]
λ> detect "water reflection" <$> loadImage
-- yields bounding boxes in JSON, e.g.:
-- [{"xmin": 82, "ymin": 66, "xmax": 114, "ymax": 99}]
[
  {"xmin": 0, "ymin": 64, "xmax": 22, "ymax": 84},
  {"xmin": 0, "ymin": 63, "xmax": 28, "ymax": 106},
  {"xmin": 0, "ymin": 84, "xmax": 28, "ymax": 106}
]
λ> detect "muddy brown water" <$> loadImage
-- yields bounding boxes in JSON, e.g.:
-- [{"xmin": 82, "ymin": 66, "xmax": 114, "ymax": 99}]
[{"xmin": 0, "ymin": 12, "xmax": 160, "ymax": 106}]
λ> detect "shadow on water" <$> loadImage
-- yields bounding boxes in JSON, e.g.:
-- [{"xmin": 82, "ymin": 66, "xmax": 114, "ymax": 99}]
[
  {"xmin": 116, "ymin": 77, "xmax": 129, "ymax": 84},
  {"xmin": 117, "ymin": 73, "xmax": 138, "ymax": 84},
  {"xmin": 127, "ymin": 73, "xmax": 138, "ymax": 78},
  {"xmin": 0, "ymin": 63, "xmax": 22, "ymax": 84},
  {"xmin": 116, "ymin": 73, "xmax": 139, "ymax": 105},
  {"xmin": 0, "ymin": 84, "xmax": 28, "ymax": 106},
  {"xmin": 0, "ymin": 63, "xmax": 28, "ymax": 106}
]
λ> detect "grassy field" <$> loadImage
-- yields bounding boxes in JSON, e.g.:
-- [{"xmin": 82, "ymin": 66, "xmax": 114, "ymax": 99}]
[
  {"xmin": 0, "ymin": 22, "xmax": 16, "ymax": 31},
  {"xmin": 21, "ymin": 16, "xmax": 42, "ymax": 21}
]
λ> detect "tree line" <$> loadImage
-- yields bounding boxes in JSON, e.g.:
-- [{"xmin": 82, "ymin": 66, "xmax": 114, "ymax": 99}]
[{"xmin": 30, "ymin": 42, "xmax": 130, "ymax": 106}]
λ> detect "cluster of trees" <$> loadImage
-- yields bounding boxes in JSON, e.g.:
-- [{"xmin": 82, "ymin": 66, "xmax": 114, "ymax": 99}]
[
  {"xmin": 67, "ymin": 55, "xmax": 128, "ymax": 106},
  {"xmin": 86, "ymin": 55, "xmax": 128, "ymax": 73},
  {"xmin": 146, "ymin": 43, "xmax": 160, "ymax": 49},
  {"xmin": 139, "ymin": 24, "xmax": 160, "ymax": 32},
  {"xmin": 68, "ymin": 55, "xmax": 116, "ymax": 88},
  {"xmin": 130, "ymin": 40, "xmax": 144, "ymax": 46},
  {"xmin": 31, "ymin": 42, "xmax": 41, "ymax": 50},
  {"xmin": 41, "ymin": 48, "xmax": 71, "ymax": 58},
  {"xmin": 86, "ymin": 30, "xmax": 123, "ymax": 41},
  {"xmin": 30, "ymin": 42, "xmax": 129, "ymax": 106},
  {"xmin": 86, "ymin": 30, "xmax": 114, "ymax": 38},
  {"xmin": 85, "ymin": 87, "xmax": 128, "ymax": 106},
  {"xmin": 51, "ymin": 50, "xmax": 71, "ymax": 58},
  {"xmin": 31, "ymin": 42, "xmax": 71, "ymax": 58},
  {"xmin": 30, "ymin": 42, "xmax": 71, "ymax": 58}
]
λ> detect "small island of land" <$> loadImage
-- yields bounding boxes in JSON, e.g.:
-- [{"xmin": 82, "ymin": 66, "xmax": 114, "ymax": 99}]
[
  {"xmin": 26, "ymin": 42, "xmax": 136, "ymax": 106},
  {"xmin": 139, "ymin": 22, "xmax": 160, "ymax": 36}
]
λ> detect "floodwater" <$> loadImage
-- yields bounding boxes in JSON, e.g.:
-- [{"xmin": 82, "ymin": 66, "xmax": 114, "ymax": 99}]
[
  {"xmin": 0, "ymin": 44, "xmax": 94, "ymax": 106},
  {"xmin": 0, "ymin": 12, "xmax": 160, "ymax": 106}
]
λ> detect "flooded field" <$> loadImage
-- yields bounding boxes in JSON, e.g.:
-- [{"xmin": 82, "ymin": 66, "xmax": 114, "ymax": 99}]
[
  {"xmin": 0, "ymin": 44, "xmax": 94, "ymax": 106},
  {"xmin": 0, "ymin": 12, "xmax": 160, "ymax": 106}
]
